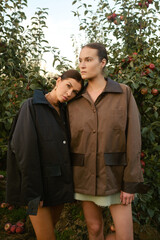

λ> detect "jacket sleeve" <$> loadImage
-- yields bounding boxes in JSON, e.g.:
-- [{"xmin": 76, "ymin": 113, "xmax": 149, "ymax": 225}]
[
  {"xmin": 122, "ymin": 87, "xmax": 148, "ymax": 194},
  {"xmin": 11, "ymin": 99, "xmax": 43, "ymax": 215}
]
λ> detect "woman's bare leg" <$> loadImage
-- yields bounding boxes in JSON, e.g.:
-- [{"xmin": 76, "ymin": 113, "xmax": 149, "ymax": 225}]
[
  {"xmin": 29, "ymin": 204, "xmax": 63, "ymax": 240},
  {"xmin": 105, "ymin": 204, "xmax": 133, "ymax": 240},
  {"xmin": 82, "ymin": 201, "xmax": 104, "ymax": 240}
]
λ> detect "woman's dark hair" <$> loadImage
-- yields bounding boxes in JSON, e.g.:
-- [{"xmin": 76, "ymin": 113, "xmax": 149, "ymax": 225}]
[
  {"xmin": 61, "ymin": 69, "xmax": 84, "ymax": 88},
  {"xmin": 82, "ymin": 42, "xmax": 108, "ymax": 64}
]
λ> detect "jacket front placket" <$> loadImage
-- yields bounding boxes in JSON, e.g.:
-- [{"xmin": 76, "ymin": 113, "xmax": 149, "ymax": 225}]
[{"xmin": 82, "ymin": 91, "xmax": 103, "ymax": 195}]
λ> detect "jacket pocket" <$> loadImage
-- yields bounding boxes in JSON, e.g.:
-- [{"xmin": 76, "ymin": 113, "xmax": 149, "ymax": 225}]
[
  {"xmin": 42, "ymin": 165, "xmax": 61, "ymax": 177},
  {"xmin": 71, "ymin": 153, "xmax": 84, "ymax": 166},
  {"xmin": 104, "ymin": 152, "xmax": 127, "ymax": 166}
]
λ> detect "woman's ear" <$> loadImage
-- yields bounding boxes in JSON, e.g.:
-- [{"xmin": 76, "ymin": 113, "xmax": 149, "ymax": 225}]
[
  {"xmin": 56, "ymin": 77, "xmax": 62, "ymax": 87},
  {"xmin": 101, "ymin": 58, "xmax": 106, "ymax": 69}
]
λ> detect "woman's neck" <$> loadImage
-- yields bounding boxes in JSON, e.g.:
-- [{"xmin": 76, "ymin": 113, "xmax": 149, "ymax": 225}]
[
  {"xmin": 86, "ymin": 75, "xmax": 107, "ymax": 103},
  {"xmin": 87, "ymin": 75, "xmax": 106, "ymax": 92},
  {"xmin": 45, "ymin": 90, "xmax": 59, "ymax": 107}
]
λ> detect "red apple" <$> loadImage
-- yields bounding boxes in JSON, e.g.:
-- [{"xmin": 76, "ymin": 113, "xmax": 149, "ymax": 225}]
[
  {"xmin": 19, "ymin": 74, "xmax": 24, "ymax": 79},
  {"xmin": 141, "ymin": 160, "xmax": 145, "ymax": 167},
  {"xmin": 148, "ymin": 0, "xmax": 153, "ymax": 3},
  {"xmin": 16, "ymin": 221, "xmax": 25, "ymax": 227},
  {"xmin": 16, "ymin": 226, "xmax": 24, "ymax": 234},
  {"xmin": 141, "ymin": 71, "xmax": 146, "ymax": 76},
  {"xmin": 1, "ymin": 202, "xmax": 7, "ymax": 208},
  {"xmin": 138, "ymin": 2, "xmax": 142, "ymax": 7},
  {"xmin": 114, "ymin": 20, "xmax": 118, "ymax": 25},
  {"xmin": 120, "ymin": 15, "xmax": 124, "ymax": 21},
  {"xmin": 145, "ymin": 68, "xmax": 151, "ymax": 75},
  {"xmin": 112, "ymin": 13, "xmax": 117, "ymax": 19},
  {"xmin": 128, "ymin": 56, "xmax": 133, "ymax": 62},
  {"xmin": 107, "ymin": 15, "xmax": 112, "ymax": 21},
  {"xmin": 8, "ymin": 205, "xmax": 14, "ymax": 211},
  {"xmin": 121, "ymin": 59, "xmax": 125, "ymax": 62},
  {"xmin": 133, "ymin": 52, "xmax": 138, "ymax": 55},
  {"xmin": 10, "ymin": 225, "xmax": 16, "ymax": 233},
  {"xmin": 151, "ymin": 88, "xmax": 159, "ymax": 96},
  {"xmin": 26, "ymin": 85, "xmax": 30, "ymax": 90},
  {"xmin": 145, "ymin": 2, "xmax": 149, "ymax": 7},
  {"xmin": 4, "ymin": 223, "xmax": 12, "ymax": 232},
  {"xmin": 149, "ymin": 63, "xmax": 155, "ymax": 70},
  {"xmin": 141, "ymin": 88, "xmax": 148, "ymax": 95},
  {"xmin": 0, "ymin": 174, "xmax": 4, "ymax": 180},
  {"xmin": 141, "ymin": 152, "xmax": 146, "ymax": 159}
]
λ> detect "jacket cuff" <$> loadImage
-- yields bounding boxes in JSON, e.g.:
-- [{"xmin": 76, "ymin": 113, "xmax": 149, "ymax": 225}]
[
  {"xmin": 122, "ymin": 182, "xmax": 149, "ymax": 194},
  {"xmin": 26, "ymin": 196, "xmax": 41, "ymax": 215}
]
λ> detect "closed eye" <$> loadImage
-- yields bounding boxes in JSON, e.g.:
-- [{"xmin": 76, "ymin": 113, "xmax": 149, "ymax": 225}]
[{"xmin": 73, "ymin": 90, "xmax": 78, "ymax": 95}]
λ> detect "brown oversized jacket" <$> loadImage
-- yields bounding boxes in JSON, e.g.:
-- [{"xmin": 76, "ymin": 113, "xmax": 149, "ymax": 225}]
[{"xmin": 67, "ymin": 78, "xmax": 148, "ymax": 196}]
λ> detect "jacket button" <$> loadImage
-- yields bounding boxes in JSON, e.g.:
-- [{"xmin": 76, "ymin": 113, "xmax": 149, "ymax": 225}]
[
  {"xmin": 63, "ymin": 140, "xmax": 66, "ymax": 144},
  {"xmin": 93, "ymin": 130, "xmax": 96, "ymax": 133},
  {"xmin": 93, "ymin": 109, "xmax": 96, "ymax": 113}
]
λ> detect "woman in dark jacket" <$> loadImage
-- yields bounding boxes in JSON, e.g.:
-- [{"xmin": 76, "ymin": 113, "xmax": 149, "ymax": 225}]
[{"xmin": 6, "ymin": 69, "xmax": 83, "ymax": 240}]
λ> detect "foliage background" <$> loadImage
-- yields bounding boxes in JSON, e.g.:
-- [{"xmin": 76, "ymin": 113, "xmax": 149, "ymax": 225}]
[{"xmin": 0, "ymin": 0, "xmax": 160, "ymax": 239}]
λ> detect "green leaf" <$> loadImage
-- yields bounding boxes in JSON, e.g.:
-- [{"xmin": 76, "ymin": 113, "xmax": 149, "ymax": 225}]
[
  {"xmin": 147, "ymin": 209, "xmax": 154, "ymax": 218},
  {"xmin": 72, "ymin": 0, "xmax": 77, "ymax": 5}
]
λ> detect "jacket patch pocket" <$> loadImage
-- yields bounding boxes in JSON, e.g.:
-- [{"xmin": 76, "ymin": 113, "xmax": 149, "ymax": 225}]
[
  {"xmin": 71, "ymin": 153, "xmax": 84, "ymax": 166},
  {"xmin": 104, "ymin": 152, "xmax": 127, "ymax": 166},
  {"xmin": 43, "ymin": 165, "xmax": 61, "ymax": 177}
]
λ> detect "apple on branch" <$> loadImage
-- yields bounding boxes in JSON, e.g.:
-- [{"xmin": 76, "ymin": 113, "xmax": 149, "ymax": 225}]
[
  {"xmin": 141, "ymin": 152, "xmax": 146, "ymax": 159},
  {"xmin": 151, "ymin": 88, "xmax": 159, "ymax": 96},
  {"xmin": 141, "ymin": 88, "xmax": 148, "ymax": 95},
  {"xmin": 149, "ymin": 63, "xmax": 155, "ymax": 70}
]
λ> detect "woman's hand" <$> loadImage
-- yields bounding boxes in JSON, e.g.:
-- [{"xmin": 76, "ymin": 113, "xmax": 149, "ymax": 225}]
[{"xmin": 120, "ymin": 191, "xmax": 134, "ymax": 205}]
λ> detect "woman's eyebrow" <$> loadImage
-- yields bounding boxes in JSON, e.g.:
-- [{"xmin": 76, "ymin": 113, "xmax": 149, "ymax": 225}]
[{"xmin": 79, "ymin": 56, "xmax": 93, "ymax": 60}]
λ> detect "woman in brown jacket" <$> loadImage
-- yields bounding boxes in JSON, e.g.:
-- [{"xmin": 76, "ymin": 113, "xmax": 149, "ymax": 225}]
[{"xmin": 67, "ymin": 43, "xmax": 147, "ymax": 240}]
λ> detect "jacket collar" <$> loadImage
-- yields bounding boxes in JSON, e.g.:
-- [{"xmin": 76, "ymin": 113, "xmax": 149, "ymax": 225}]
[
  {"xmin": 32, "ymin": 89, "xmax": 48, "ymax": 105},
  {"xmin": 103, "ymin": 77, "xmax": 123, "ymax": 93},
  {"xmin": 73, "ymin": 77, "xmax": 123, "ymax": 101},
  {"xmin": 32, "ymin": 89, "xmax": 65, "ymax": 110}
]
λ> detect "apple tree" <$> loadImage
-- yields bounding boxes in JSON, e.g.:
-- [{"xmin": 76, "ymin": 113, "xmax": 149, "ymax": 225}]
[
  {"xmin": 72, "ymin": 0, "xmax": 160, "ymax": 230},
  {"xmin": 0, "ymin": 0, "xmax": 73, "ymax": 167}
]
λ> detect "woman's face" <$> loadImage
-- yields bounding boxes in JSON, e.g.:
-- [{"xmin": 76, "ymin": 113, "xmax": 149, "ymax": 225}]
[
  {"xmin": 79, "ymin": 47, "xmax": 106, "ymax": 80},
  {"xmin": 56, "ymin": 78, "xmax": 81, "ymax": 103}
]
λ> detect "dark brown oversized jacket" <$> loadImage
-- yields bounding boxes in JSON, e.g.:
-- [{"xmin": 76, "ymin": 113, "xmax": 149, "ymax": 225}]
[{"xmin": 67, "ymin": 78, "xmax": 147, "ymax": 196}]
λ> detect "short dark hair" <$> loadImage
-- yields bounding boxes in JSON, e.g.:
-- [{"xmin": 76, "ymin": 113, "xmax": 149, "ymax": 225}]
[
  {"xmin": 82, "ymin": 42, "xmax": 108, "ymax": 64},
  {"xmin": 61, "ymin": 69, "xmax": 84, "ymax": 88}
]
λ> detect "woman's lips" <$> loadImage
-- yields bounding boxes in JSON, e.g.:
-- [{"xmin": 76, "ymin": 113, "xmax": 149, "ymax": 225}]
[{"xmin": 62, "ymin": 96, "xmax": 68, "ymax": 101}]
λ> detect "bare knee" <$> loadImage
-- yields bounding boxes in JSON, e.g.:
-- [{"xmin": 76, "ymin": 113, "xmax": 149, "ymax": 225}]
[{"xmin": 88, "ymin": 221, "xmax": 103, "ymax": 237}]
